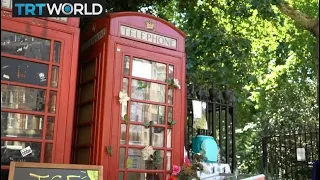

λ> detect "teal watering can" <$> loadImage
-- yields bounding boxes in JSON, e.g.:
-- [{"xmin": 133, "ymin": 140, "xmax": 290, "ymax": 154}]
[{"xmin": 192, "ymin": 135, "xmax": 219, "ymax": 163}]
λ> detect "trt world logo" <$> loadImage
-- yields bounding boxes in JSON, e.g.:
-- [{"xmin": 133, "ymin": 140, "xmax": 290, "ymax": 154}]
[{"xmin": 12, "ymin": 0, "xmax": 106, "ymax": 17}]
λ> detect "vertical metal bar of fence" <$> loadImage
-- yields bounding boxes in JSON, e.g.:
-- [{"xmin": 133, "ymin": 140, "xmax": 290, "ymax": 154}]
[
  {"xmin": 298, "ymin": 127, "xmax": 303, "ymax": 178},
  {"xmin": 262, "ymin": 137, "xmax": 268, "ymax": 179},
  {"xmin": 231, "ymin": 106, "xmax": 236, "ymax": 172},
  {"xmin": 212, "ymin": 103, "xmax": 217, "ymax": 138},
  {"xmin": 219, "ymin": 104, "xmax": 223, "ymax": 153},
  {"xmin": 304, "ymin": 125, "xmax": 308, "ymax": 179},
  {"xmin": 310, "ymin": 126, "xmax": 314, "ymax": 162},
  {"xmin": 225, "ymin": 105, "xmax": 229, "ymax": 164},
  {"xmin": 293, "ymin": 127, "xmax": 297, "ymax": 179},
  {"xmin": 273, "ymin": 136, "xmax": 279, "ymax": 178},
  {"xmin": 206, "ymin": 101, "xmax": 209, "ymax": 135},
  {"xmin": 289, "ymin": 129, "xmax": 293, "ymax": 180}
]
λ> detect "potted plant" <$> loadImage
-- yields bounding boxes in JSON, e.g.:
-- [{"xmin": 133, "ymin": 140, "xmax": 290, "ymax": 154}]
[{"xmin": 168, "ymin": 155, "xmax": 205, "ymax": 180}]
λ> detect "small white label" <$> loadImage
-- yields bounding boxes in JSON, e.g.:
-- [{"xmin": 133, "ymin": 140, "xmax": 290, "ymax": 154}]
[
  {"xmin": 117, "ymin": 48, "xmax": 121, "ymax": 52},
  {"xmin": 3, "ymin": 74, "xmax": 10, "ymax": 79},
  {"xmin": 20, "ymin": 146, "xmax": 32, "ymax": 157},
  {"xmin": 296, "ymin": 148, "xmax": 305, "ymax": 161}
]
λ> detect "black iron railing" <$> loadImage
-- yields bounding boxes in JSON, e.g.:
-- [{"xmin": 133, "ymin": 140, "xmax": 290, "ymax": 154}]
[
  {"xmin": 185, "ymin": 84, "xmax": 236, "ymax": 172},
  {"xmin": 262, "ymin": 123, "xmax": 319, "ymax": 179}
]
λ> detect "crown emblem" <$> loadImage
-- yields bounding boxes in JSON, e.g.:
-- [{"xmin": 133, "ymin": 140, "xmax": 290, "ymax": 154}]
[{"xmin": 145, "ymin": 20, "xmax": 155, "ymax": 30}]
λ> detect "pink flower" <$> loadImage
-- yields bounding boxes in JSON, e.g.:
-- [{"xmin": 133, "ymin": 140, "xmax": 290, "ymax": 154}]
[
  {"xmin": 184, "ymin": 157, "xmax": 191, "ymax": 167},
  {"xmin": 172, "ymin": 165, "xmax": 181, "ymax": 175}
]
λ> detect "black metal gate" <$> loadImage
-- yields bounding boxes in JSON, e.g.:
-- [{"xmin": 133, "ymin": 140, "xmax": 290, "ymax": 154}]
[
  {"xmin": 185, "ymin": 84, "xmax": 236, "ymax": 172},
  {"xmin": 262, "ymin": 123, "xmax": 319, "ymax": 179}
]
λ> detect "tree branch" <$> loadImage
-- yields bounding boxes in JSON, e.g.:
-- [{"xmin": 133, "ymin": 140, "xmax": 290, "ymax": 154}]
[{"xmin": 276, "ymin": 2, "xmax": 319, "ymax": 38}]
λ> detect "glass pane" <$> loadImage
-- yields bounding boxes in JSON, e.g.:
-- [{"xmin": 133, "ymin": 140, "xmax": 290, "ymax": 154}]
[
  {"xmin": 75, "ymin": 148, "xmax": 90, "ymax": 164},
  {"xmin": 77, "ymin": 126, "xmax": 91, "ymax": 145},
  {"xmin": 118, "ymin": 172, "xmax": 124, "ymax": 180},
  {"xmin": 53, "ymin": 41, "xmax": 61, "ymax": 63},
  {"xmin": 123, "ymin": 55, "xmax": 130, "ymax": 75},
  {"xmin": 1, "ymin": 0, "xmax": 12, "ymax": 8},
  {"xmin": 48, "ymin": 91, "xmax": 57, "ymax": 113},
  {"xmin": 168, "ymin": 107, "xmax": 173, "ymax": 125},
  {"xmin": 167, "ymin": 129, "xmax": 172, "ymax": 148},
  {"xmin": 127, "ymin": 172, "xmax": 163, "ymax": 180},
  {"xmin": 119, "ymin": 148, "xmax": 125, "ymax": 169},
  {"xmin": 78, "ymin": 103, "xmax": 93, "ymax": 123},
  {"xmin": 130, "ymin": 102, "xmax": 165, "ymax": 124},
  {"xmin": 128, "ymin": 149, "xmax": 164, "ymax": 170},
  {"xmin": 123, "ymin": 78, "xmax": 129, "ymax": 94},
  {"xmin": 1, "ymin": 140, "xmax": 41, "ymax": 165},
  {"xmin": 169, "ymin": 65, "xmax": 174, "ymax": 79},
  {"xmin": 120, "ymin": 124, "xmax": 126, "ymax": 145},
  {"xmin": 121, "ymin": 102, "xmax": 128, "ymax": 121},
  {"xmin": 132, "ymin": 57, "xmax": 166, "ymax": 81},
  {"xmin": 131, "ymin": 79, "xmax": 165, "ymax": 103},
  {"xmin": 1, "ymin": 112, "xmax": 43, "ymax": 138},
  {"xmin": 51, "ymin": 66, "xmax": 59, "ymax": 88},
  {"xmin": 46, "ymin": 117, "xmax": 55, "ymax": 139},
  {"xmin": 167, "ymin": 151, "xmax": 172, "ymax": 170},
  {"xmin": 152, "ymin": 127, "xmax": 164, "ymax": 147},
  {"xmin": 1, "ymin": 56, "xmax": 49, "ymax": 86},
  {"xmin": 1, "ymin": 84, "xmax": 45, "ymax": 111},
  {"xmin": 1, "ymin": 31, "xmax": 50, "ymax": 61},
  {"xmin": 81, "ymin": 60, "xmax": 96, "ymax": 83},
  {"xmin": 129, "ymin": 125, "xmax": 149, "ymax": 146},
  {"xmin": 168, "ymin": 89, "xmax": 173, "ymax": 104},
  {"xmin": 79, "ymin": 82, "xmax": 94, "ymax": 103},
  {"xmin": 44, "ymin": 143, "xmax": 53, "ymax": 163}
]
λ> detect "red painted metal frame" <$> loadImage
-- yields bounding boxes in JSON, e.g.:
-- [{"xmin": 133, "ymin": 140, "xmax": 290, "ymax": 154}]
[
  {"xmin": 1, "ymin": 9, "xmax": 80, "ymax": 170},
  {"xmin": 79, "ymin": 12, "xmax": 186, "ymax": 179}
]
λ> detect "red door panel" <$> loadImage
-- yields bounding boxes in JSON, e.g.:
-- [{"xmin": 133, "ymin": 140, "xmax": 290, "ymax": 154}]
[
  {"xmin": 108, "ymin": 44, "xmax": 184, "ymax": 180},
  {"xmin": 1, "ymin": 18, "xmax": 77, "ymax": 176}
]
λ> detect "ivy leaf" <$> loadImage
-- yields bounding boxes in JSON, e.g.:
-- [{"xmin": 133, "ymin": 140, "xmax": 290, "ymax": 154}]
[
  {"xmin": 144, "ymin": 122, "xmax": 150, "ymax": 128},
  {"xmin": 107, "ymin": 145, "xmax": 113, "ymax": 157},
  {"xmin": 168, "ymin": 119, "xmax": 176, "ymax": 126},
  {"xmin": 123, "ymin": 114, "xmax": 129, "ymax": 124},
  {"xmin": 137, "ymin": 81, "xmax": 148, "ymax": 90},
  {"xmin": 144, "ymin": 121, "xmax": 154, "ymax": 128},
  {"xmin": 126, "ymin": 158, "xmax": 133, "ymax": 168}
]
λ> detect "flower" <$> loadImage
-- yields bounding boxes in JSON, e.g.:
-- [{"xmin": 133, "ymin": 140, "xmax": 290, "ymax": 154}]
[
  {"xmin": 173, "ymin": 78, "xmax": 181, "ymax": 89},
  {"xmin": 184, "ymin": 156, "xmax": 191, "ymax": 167},
  {"xmin": 172, "ymin": 165, "xmax": 181, "ymax": 175},
  {"xmin": 141, "ymin": 146, "xmax": 154, "ymax": 160},
  {"xmin": 119, "ymin": 91, "xmax": 130, "ymax": 104}
]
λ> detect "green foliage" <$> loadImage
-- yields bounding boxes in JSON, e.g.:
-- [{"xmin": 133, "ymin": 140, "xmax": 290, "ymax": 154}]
[
  {"xmin": 154, "ymin": 0, "xmax": 318, "ymax": 174},
  {"xmin": 144, "ymin": 120, "xmax": 154, "ymax": 128},
  {"xmin": 150, "ymin": 150, "xmax": 163, "ymax": 168}
]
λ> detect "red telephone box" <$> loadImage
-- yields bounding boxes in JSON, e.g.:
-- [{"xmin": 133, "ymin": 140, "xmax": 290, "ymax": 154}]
[
  {"xmin": 1, "ymin": 2, "xmax": 80, "ymax": 179},
  {"xmin": 75, "ymin": 12, "xmax": 186, "ymax": 179}
]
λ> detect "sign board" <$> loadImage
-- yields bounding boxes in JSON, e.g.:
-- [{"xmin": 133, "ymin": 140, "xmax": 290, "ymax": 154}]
[
  {"xmin": 8, "ymin": 162, "xmax": 103, "ymax": 180},
  {"xmin": 296, "ymin": 148, "xmax": 306, "ymax": 161},
  {"xmin": 120, "ymin": 25, "xmax": 177, "ymax": 49}
]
